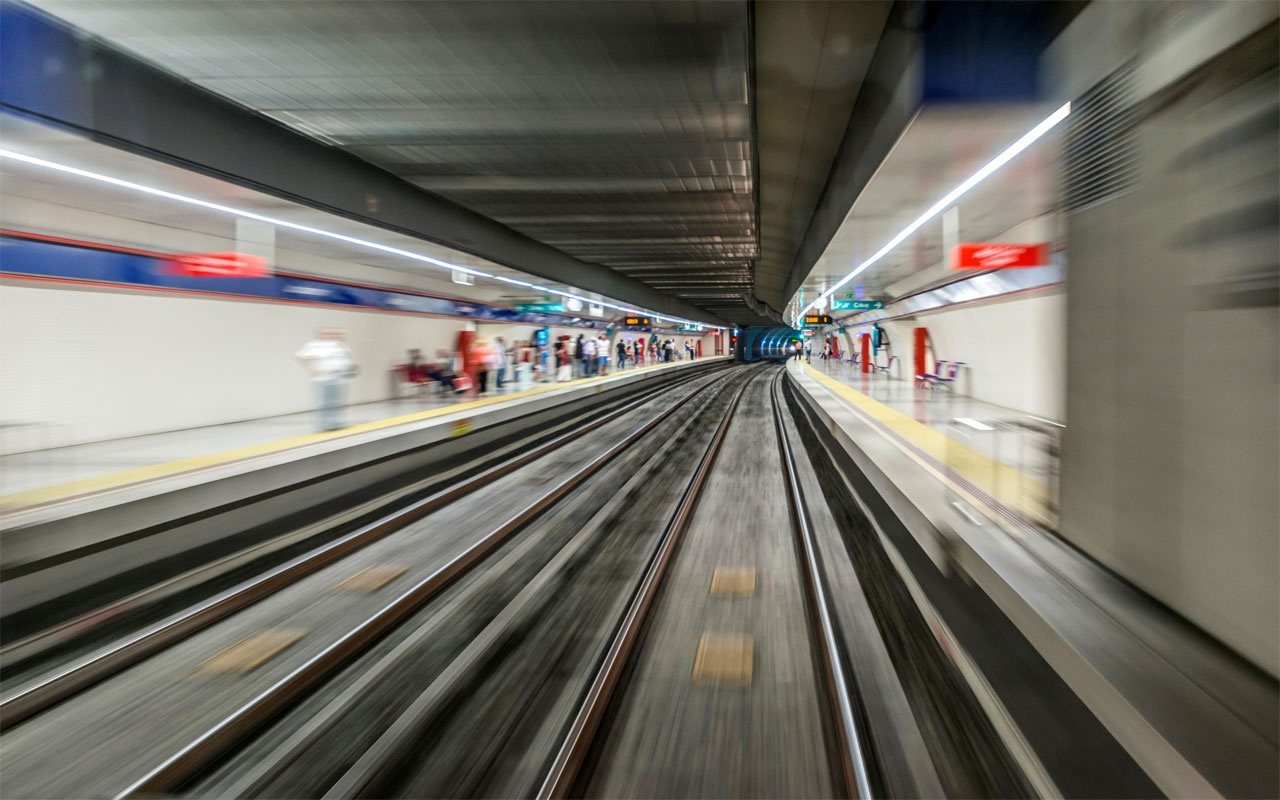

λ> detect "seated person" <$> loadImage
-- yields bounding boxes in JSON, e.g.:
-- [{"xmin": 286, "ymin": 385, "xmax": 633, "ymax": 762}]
[
  {"xmin": 405, "ymin": 349, "xmax": 431, "ymax": 384},
  {"xmin": 424, "ymin": 349, "xmax": 459, "ymax": 391}
]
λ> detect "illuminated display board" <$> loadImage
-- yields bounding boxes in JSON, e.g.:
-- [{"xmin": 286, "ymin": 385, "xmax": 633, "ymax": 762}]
[
  {"xmin": 623, "ymin": 316, "xmax": 652, "ymax": 326},
  {"xmin": 803, "ymin": 313, "xmax": 832, "ymax": 326}
]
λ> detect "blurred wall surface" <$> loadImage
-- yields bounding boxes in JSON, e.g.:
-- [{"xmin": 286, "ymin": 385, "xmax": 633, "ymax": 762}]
[
  {"xmin": 1046, "ymin": 1, "xmax": 1279, "ymax": 675},
  {"xmin": 852, "ymin": 290, "xmax": 1065, "ymax": 421},
  {"xmin": 0, "ymin": 281, "xmax": 465, "ymax": 450}
]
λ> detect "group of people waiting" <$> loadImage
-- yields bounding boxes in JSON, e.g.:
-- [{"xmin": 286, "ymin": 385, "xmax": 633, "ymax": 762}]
[
  {"xmin": 561, "ymin": 334, "xmax": 696, "ymax": 379},
  {"xmin": 402, "ymin": 331, "xmax": 702, "ymax": 398}
]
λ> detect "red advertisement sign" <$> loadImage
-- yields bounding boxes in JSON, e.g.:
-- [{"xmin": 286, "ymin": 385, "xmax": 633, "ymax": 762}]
[
  {"xmin": 951, "ymin": 243, "xmax": 1050, "ymax": 270},
  {"xmin": 167, "ymin": 252, "xmax": 270, "ymax": 277}
]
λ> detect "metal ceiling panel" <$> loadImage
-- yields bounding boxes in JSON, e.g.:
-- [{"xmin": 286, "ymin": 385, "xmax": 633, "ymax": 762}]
[{"xmin": 31, "ymin": 0, "xmax": 776, "ymax": 322}]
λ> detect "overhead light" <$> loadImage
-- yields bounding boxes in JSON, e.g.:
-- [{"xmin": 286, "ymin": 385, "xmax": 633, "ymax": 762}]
[
  {"xmin": 955, "ymin": 417, "xmax": 995, "ymax": 431},
  {"xmin": 797, "ymin": 102, "xmax": 1070, "ymax": 319},
  {"xmin": 0, "ymin": 146, "xmax": 725, "ymax": 331}
]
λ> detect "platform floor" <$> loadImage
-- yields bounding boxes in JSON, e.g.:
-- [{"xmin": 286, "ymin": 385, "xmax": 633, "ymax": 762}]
[
  {"xmin": 790, "ymin": 358, "xmax": 1058, "ymax": 530},
  {"xmin": 796, "ymin": 357, "xmax": 1060, "ymax": 466},
  {"xmin": 0, "ymin": 361, "xmax": 688, "ymax": 504}
]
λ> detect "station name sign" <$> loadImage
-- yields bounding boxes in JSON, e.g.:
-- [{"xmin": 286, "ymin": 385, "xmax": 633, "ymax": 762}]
[
  {"xmin": 951, "ymin": 243, "xmax": 1050, "ymax": 270},
  {"xmin": 623, "ymin": 316, "xmax": 652, "ymax": 326},
  {"xmin": 803, "ymin": 313, "xmax": 832, "ymax": 326}
]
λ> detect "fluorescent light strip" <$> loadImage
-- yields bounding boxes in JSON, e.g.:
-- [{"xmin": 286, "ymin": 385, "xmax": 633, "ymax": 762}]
[
  {"xmin": 796, "ymin": 102, "xmax": 1070, "ymax": 323},
  {"xmin": 0, "ymin": 147, "xmax": 719, "ymax": 330}
]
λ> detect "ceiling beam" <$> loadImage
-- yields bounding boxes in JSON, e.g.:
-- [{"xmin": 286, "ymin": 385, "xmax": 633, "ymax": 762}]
[{"xmin": 0, "ymin": 3, "xmax": 728, "ymax": 326}]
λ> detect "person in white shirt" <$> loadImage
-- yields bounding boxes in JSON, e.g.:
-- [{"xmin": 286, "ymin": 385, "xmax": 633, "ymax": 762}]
[
  {"xmin": 582, "ymin": 335, "xmax": 597, "ymax": 376},
  {"xmin": 494, "ymin": 337, "xmax": 508, "ymax": 390},
  {"xmin": 295, "ymin": 328, "xmax": 355, "ymax": 431}
]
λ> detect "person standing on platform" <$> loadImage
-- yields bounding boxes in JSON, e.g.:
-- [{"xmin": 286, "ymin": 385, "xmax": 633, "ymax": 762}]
[
  {"xmin": 574, "ymin": 334, "xmax": 586, "ymax": 378},
  {"xmin": 616, "ymin": 338, "xmax": 627, "ymax": 371},
  {"xmin": 557, "ymin": 337, "xmax": 573, "ymax": 381},
  {"xmin": 494, "ymin": 337, "xmax": 508, "ymax": 390},
  {"xmin": 583, "ymin": 334, "xmax": 596, "ymax": 377},
  {"xmin": 473, "ymin": 338, "xmax": 496, "ymax": 394},
  {"xmin": 517, "ymin": 340, "xmax": 534, "ymax": 388},
  {"xmin": 685, "ymin": 340, "xmax": 694, "ymax": 360},
  {"xmin": 597, "ymin": 333, "xmax": 610, "ymax": 375},
  {"xmin": 295, "ymin": 328, "xmax": 356, "ymax": 432}
]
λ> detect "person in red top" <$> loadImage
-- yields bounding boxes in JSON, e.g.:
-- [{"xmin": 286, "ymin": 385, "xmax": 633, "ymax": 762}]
[{"xmin": 472, "ymin": 339, "xmax": 496, "ymax": 394}]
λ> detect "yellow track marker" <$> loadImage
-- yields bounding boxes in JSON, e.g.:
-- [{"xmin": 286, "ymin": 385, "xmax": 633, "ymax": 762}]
[
  {"xmin": 190, "ymin": 629, "xmax": 307, "ymax": 677},
  {"xmin": 331, "ymin": 566, "xmax": 409, "ymax": 594},
  {"xmin": 709, "ymin": 567, "xmax": 757, "ymax": 597},
  {"xmin": 692, "ymin": 632, "xmax": 754, "ymax": 688}
]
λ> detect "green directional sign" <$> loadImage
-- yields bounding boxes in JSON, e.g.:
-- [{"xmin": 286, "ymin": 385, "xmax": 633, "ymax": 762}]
[
  {"xmin": 515, "ymin": 302, "xmax": 565, "ymax": 313},
  {"xmin": 831, "ymin": 299, "xmax": 883, "ymax": 311}
]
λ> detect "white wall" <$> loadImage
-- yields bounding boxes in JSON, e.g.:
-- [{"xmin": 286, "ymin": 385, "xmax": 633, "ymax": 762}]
[
  {"xmin": 845, "ymin": 289, "xmax": 1066, "ymax": 420},
  {"xmin": 0, "ymin": 281, "xmax": 464, "ymax": 448}
]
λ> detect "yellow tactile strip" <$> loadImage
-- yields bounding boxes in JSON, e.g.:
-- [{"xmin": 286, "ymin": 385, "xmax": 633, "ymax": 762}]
[
  {"xmin": 0, "ymin": 358, "xmax": 726, "ymax": 515},
  {"xmin": 331, "ymin": 565, "xmax": 408, "ymax": 594},
  {"xmin": 189, "ymin": 629, "xmax": 307, "ymax": 677},
  {"xmin": 692, "ymin": 632, "xmax": 754, "ymax": 688},
  {"xmin": 801, "ymin": 364, "xmax": 1051, "ymax": 526},
  {"xmin": 709, "ymin": 567, "xmax": 757, "ymax": 597}
]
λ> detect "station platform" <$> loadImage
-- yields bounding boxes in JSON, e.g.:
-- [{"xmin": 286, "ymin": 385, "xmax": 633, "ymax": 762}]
[
  {"xmin": 0, "ymin": 359, "xmax": 715, "ymax": 517},
  {"xmin": 793, "ymin": 358, "xmax": 1058, "ymax": 530},
  {"xmin": 0, "ymin": 358, "xmax": 729, "ymax": 630},
  {"xmin": 784, "ymin": 360, "xmax": 1278, "ymax": 799}
]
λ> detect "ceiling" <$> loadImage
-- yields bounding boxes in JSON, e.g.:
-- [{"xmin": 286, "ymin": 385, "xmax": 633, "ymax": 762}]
[
  {"xmin": 792, "ymin": 103, "xmax": 1064, "ymax": 320},
  {"xmin": 0, "ymin": 111, "xmax": 662, "ymax": 319},
  {"xmin": 26, "ymin": 0, "xmax": 887, "ymax": 327}
]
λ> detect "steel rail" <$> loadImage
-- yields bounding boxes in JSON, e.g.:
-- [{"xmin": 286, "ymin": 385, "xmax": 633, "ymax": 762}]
[
  {"xmin": 0, "ymin": 367, "xmax": 718, "ymax": 677},
  {"xmin": 770, "ymin": 369, "xmax": 874, "ymax": 799},
  {"xmin": 536, "ymin": 367, "xmax": 757, "ymax": 799},
  {"xmin": 0, "ymin": 367, "xmax": 722, "ymax": 732},
  {"xmin": 213, "ymin": 370, "xmax": 749, "ymax": 799},
  {"xmin": 111, "ymin": 368, "xmax": 733, "ymax": 799}
]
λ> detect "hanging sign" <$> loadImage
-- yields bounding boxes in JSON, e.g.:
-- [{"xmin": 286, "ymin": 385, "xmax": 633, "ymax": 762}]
[
  {"xmin": 803, "ymin": 313, "xmax": 832, "ymax": 327},
  {"xmin": 831, "ymin": 299, "xmax": 883, "ymax": 311},
  {"xmin": 514, "ymin": 302, "xmax": 565, "ymax": 313},
  {"xmin": 623, "ymin": 316, "xmax": 652, "ymax": 326},
  {"xmin": 951, "ymin": 243, "xmax": 1050, "ymax": 270}
]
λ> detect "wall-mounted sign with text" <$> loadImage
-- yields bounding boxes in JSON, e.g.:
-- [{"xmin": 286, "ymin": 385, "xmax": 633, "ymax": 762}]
[
  {"xmin": 803, "ymin": 313, "xmax": 832, "ymax": 327},
  {"xmin": 166, "ymin": 252, "xmax": 270, "ymax": 278},
  {"xmin": 951, "ymin": 243, "xmax": 1050, "ymax": 270}
]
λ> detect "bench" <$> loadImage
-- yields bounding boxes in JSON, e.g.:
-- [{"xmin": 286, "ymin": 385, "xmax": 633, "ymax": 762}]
[
  {"xmin": 916, "ymin": 361, "xmax": 966, "ymax": 389},
  {"xmin": 874, "ymin": 355, "xmax": 900, "ymax": 376}
]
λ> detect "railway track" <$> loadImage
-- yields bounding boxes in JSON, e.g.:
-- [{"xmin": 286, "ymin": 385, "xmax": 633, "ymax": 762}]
[
  {"xmin": 2, "ymin": 364, "xmax": 1039, "ymax": 799},
  {"xmin": 0, "ymin": 366, "xmax": 738, "ymax": 798}
]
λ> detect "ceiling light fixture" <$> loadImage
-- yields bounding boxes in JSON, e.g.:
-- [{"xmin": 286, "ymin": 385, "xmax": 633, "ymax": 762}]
[
  {"xmin": 795, "ymin": 102, "xmax": 1070, "ymax": 324},
  {"xmin": 0, "ymin": 146, "xmax": 721, "ymax": 330}
]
